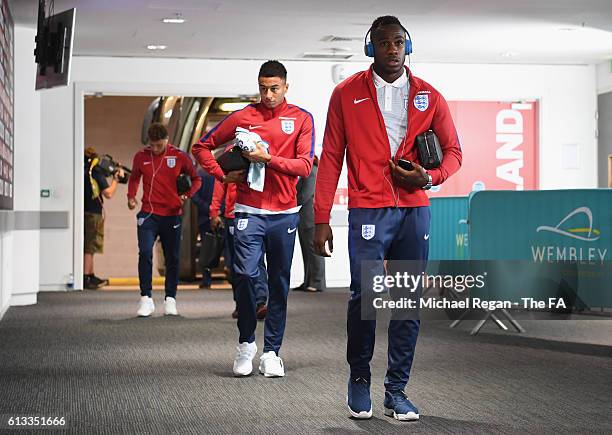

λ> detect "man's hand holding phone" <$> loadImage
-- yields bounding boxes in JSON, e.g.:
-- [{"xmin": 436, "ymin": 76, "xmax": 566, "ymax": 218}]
[{"xmin": 389, "ymin": 159, "xmax": 429, "ymax": 188}]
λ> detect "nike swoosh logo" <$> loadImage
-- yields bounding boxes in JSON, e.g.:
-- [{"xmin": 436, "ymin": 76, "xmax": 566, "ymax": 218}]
[
  {"xmin": 249, "ymin": 125, "xmax": 262, "ymax": 129},
  {"xmin": 173, "ymin": 224, "xmax": 181, "ymax": 229},
  {"xmin": 424, "ymin": 234, "xmax": 430, "ymax": 240},
  {"xmin": 353, "ymin": 98, "xmax": 370, "ymax": 104},
  {"xmin": 287, "ymin": 228, "xmax": 297, "ymax": 234}
]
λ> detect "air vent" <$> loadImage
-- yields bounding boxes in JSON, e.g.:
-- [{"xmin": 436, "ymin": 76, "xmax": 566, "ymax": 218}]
[
  {"xmin": 321, "ymin": 35, "xmax": 362, "ymax": 42},
  {"xmin": 301, "ymin": 52, "xmax": 354, "ymax": 60}
]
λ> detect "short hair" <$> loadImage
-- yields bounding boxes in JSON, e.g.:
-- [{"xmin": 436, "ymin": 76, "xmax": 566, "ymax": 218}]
[
  {"xmin": 258, "ymin": 60, "xmax": 287, "ymax": 81},
  {"xmin": 148, "ymin": 122, "xmax": 168, "ymax": 141},
  {"xmin": 84, "ymin": 146, "xmax": 97, "ymax": 159},
  {"xmin": 370, "ymin": 15, "xmax": 406, "ymax": 41}
]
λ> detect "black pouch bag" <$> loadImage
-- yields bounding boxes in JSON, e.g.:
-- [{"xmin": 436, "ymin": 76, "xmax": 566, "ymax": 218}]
[
  {"xmin": 415, "ymin": 130, "xmax": 443, "ymax": 169},
  {"xmin": 216, "ymin": 146, "xmax": 250, "ymax": 174},
  {"xmin": 199, "ymin": 230, "xmax": 224, "ymax": 269},
  {"xmin": 176, "ymin": 173, "xmax": 192, "ymax": 195}
]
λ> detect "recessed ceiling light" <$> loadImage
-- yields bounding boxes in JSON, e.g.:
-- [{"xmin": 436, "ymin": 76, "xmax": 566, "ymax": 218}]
[
  {"xmin": 500, "ymin": 51, "xmax": 519, "ymax": 57},
  {"xmin": 162, "ymin": 14, "xmax": 185, "ymax": 24},
  {"xmin": 321, "ymin": 35, "xmax": 361, "ymax": 42},
  {"xmin": 301, "ymin": 52, "xmax": 354, "ymax": 60},
  {"xmin": 147, "ymin": 45, "xmax": 167, "ymax": 50}
]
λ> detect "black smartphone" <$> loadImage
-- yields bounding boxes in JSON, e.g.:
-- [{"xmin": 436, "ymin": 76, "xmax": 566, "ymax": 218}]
[{"xmin": 397, "ymin": 159, "xmax": 414, "ymax": 171}]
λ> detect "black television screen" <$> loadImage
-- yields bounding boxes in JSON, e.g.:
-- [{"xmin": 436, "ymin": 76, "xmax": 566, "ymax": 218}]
[{"xmin": 35, "ymin": 7, "xmax": 76, "ymax": 90}]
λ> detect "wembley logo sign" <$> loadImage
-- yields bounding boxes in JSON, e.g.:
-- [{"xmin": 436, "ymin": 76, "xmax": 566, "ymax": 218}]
[{"xmin": 531, "ymin": 207, "xmax": 607, "ymax": 262}]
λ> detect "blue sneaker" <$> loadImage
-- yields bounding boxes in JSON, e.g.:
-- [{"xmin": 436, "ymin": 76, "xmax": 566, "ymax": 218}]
[
  {"xmin": 347, "ymin": 377, "xmax": 372, "ymax": 419},
  {"xmin": 383, "ymin": 390, "xmax": 420, "ymax": 421}
]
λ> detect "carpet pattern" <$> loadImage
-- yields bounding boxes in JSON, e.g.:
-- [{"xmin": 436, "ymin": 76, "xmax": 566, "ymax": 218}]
[{"xmin": 0, "ymin": 289, "xmax": 610, "ymax": 434}]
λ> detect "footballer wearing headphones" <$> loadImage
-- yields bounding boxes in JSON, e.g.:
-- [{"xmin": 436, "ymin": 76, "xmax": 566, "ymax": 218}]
[
  {"xmin": 127, "ymin": 123, "xmax": 202, "ymax": 317},
  {"xmin": 313, "ymin": 16, "xmax": 462, "ymax": 421}
]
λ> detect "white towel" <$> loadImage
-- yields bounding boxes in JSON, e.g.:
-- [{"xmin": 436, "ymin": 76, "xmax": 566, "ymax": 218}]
[{"xmin": 235, "ymin": 127, "xmax": 269, "ymax": 192}]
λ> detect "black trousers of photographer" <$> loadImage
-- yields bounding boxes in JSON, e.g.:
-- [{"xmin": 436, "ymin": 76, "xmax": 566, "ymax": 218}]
[{"xmin": 137, "ymin": 212, "xmax": 182, "ymax": 299}]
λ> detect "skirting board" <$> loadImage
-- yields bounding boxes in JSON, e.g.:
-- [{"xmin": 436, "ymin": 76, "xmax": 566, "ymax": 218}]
[
  {"xmin": 0, "ymin": 302, "xmax": 8, "ymax": 322},
  {"xmin": 10, "ymin": 292, "xmax": 37, "ymax": 306}
]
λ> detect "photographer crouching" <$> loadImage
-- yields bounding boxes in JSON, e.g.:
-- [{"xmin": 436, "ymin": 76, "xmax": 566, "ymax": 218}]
[{"xmin": 84, "ymin": 146, "xmax": 128, "ymax": 290}]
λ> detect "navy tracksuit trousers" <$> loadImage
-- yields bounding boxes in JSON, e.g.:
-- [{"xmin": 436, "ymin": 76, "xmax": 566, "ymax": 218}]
[
  {"xmin": 136, "ymin": 212, "xmax": 182, "ymax": 299},
  {"xmin": 233, "ymin": 212, "xmax": 299, "ymax": 354},
  {"xmin": 347, "ymin": 207, "xmax": 430, "ymax": 392},
  {"xmin": 224, "ymin": 217, "xmax": 268, "ymax": 306}
]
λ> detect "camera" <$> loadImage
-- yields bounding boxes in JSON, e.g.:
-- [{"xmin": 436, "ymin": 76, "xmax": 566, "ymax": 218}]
[{"xmin": 97, "ymin": 154, "xmax": 131, "ymax": 184}]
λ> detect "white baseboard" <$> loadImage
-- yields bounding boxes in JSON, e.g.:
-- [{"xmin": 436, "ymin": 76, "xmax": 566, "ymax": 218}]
[
  {"xmin": 39, "ymin": 285, "xmax": 69, "ymax": 292},
  {"xmin": 0, "ymin": 302, "xmax": 8, "ymax": 322},
  {"xmin": 10, "ymin": 292, "xmax": 37, "ymax": 306}
]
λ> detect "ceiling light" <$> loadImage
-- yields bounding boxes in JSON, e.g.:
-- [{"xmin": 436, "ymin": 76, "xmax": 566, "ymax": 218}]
[
  {"xmin": 321, "ymin": 35, "xmax": 361, "ymax": 42},
  {"xmin": 500, "ymin": 51, "xmax": 518, "ymax": 57},
  {"xmin": 163, "ymin": 14, "xmax": 185, "ymax": 24},
  {"xmin": 301, "ymin": 52, "xmax": 354, "ymax": 60},
  {"xmin": 147, "ymin": 45, "xmax": 167, "ymax": 50},
  {"xmin": 219, "ymin": 102, "xmax": 251, "ymax": 112}
]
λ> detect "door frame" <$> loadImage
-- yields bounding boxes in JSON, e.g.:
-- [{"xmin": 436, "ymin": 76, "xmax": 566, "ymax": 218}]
[{"xmin": 73, "ymin": 81, "xmax": 252, "ymax": 290}]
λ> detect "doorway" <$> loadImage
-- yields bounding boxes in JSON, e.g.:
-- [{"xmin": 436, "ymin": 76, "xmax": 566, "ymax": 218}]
[{"xmin": 82, "ymin": 94, "xmax": 255, "ymax": 286}]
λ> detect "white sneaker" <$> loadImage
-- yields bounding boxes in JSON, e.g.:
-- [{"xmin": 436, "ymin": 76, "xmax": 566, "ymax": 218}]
[
  {"xmin": 137, "ymin": 296, "xmax": 155, "ymax": 317},
  {"xmin": 233, "ymin": 342, "xmax": 257, "ymax": 376},
  {"xmin": 259, "ymin": 351, "xmax": 285, "ymax": 377},
  {"xmin": 164, "ymin": 297, "xmax": 178, "ymax": 316}
]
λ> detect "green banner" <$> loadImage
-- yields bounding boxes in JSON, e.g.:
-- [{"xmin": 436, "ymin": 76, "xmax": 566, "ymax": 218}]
[
  {"xmin": 429, "ymin": 197, "xmax": 469, "ymax": 260},
  {"xmin": 468, "ymin": 190, "xmax": 612, "ymax": 307}
]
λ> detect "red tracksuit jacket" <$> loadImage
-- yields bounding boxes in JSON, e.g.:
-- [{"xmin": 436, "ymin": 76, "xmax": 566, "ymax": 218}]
[
  {"xmin": 127, "ymin": 144, "xmax": 202, "ymax": 216},
  {"xmin": 314, "ymin": 66, "xmax": 462, "ymax": 224},
  {"xmin": 192, "ymin": 100, "xmax": 314, "ymax": 212},
  {"xmin": 210, "ymin": 180, "xmax": 236, "ymax": 219}
]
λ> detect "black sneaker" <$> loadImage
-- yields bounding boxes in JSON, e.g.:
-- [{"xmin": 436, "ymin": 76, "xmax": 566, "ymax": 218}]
[
  {"xmin": 91, "ymin": 275, "xmax": 109, "ymax": 287},
  {"xmin": 83, "ymin": 275, "xmax": 98, "ymax": 290}
]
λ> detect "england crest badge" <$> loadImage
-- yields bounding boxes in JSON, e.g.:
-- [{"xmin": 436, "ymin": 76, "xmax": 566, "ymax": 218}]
[
  {"xmin": 361, "ymin": 224, "xmax": 375, "ymax": 240},
  {"xmin": 414, "ymin": 94, "xmax": 429, "ymax": 112},
  {"xmin": 236, "ymin": 218, "xmax": 248, "ymax": 231},
  {"xmin": 281, "ymin": 119, "xmax": 295, "ymax": 134},
  {"xmin": 166, "ymin": 157, "xmax": 176, "ymax": 168}
]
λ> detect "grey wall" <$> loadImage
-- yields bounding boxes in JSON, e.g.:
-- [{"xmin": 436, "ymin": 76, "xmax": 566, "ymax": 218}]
[{"xmin": 598, "ymin": 91, "xmax": 612, "ymax": 187}]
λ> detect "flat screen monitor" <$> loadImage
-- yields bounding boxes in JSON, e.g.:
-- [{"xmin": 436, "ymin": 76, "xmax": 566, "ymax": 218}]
[{"xmin": 35, "ymin": 8, "xmax": 76, "ymax": 90}]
